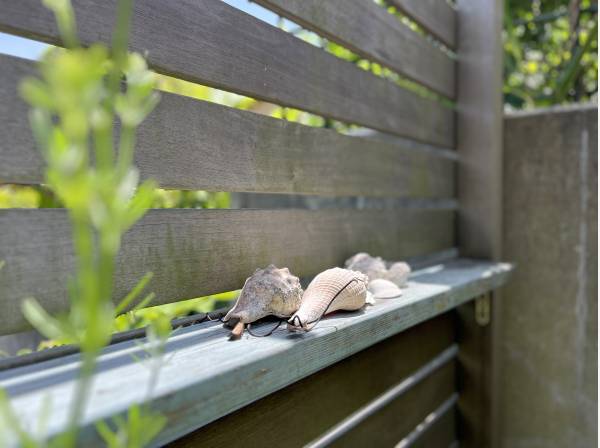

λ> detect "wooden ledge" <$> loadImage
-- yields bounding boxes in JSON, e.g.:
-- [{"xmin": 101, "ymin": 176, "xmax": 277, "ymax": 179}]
[{"xmin": 0, "ymin": 259, "xmax": 512, "ymax": 447}]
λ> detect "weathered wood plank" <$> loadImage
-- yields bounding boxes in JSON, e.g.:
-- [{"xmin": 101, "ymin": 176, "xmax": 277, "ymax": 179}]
[
  {"xmin": 456, "ymin": 299, "xmax": 492, "ymax": 447},
  {"xmin": 0, "ymin": 259, "xmax": 513, "ymax": 446},
  {"xmin": 253, "ymin": 0, "xmax": 455, "ymax": 98},
  {"xmin": 305, "ymin": 345, "xmax": 458, "ymax": 447},
  {"xmin": 331, "ymin": 365, "xmax": 455, "ymax": 447},
  {"xmin": 389, "ymin": 0, "xmax": 457, "ymax": 49},
  {"xmin": 407, "ymin": 394, "xmax": 457, "ymax": 447},
  {"xmin": 0, "ymin": 0, "xmax": 454, "ymax": 146},
  {"xmin": 0, "ymin": 208, "xmax": 454, "ymax": 334},
  {"xmin": 0, "ymin": 54, "xmax": 455, "ymax": 197},
  {"xmin": 456, "ymin": 0, "xmax": 503, "ymax": 260},
  {"xmin": 501, "ymin": 106, "xmax": 598, "ymax": 447},
  {"xmin": 172, "ymin": 315, "xmax": 455, "ymax": 447},
  {"xmin": 455, "ymin": 0, "xmax": 504, "ymax": 446}
]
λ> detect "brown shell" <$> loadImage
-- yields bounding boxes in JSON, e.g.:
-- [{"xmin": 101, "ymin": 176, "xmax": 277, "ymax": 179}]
[
  {"xmin": 288, "ymin": 267, "xmax": 368, "ymax": 332},
  {"xmin": 223, "ymin": 265, "xmax": 303, "ymax": 325}
]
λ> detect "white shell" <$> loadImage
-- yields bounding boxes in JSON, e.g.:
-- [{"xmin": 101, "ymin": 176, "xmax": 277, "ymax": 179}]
[
  {"xmin": 223, "ymin": 265, "xmax": 303, "ymax": 325},
  {"xmin": 368, "ymin": 278, "xmax": 403, "ymax": 299},
  {"xmin": 387, "ymin": 262, "xmax": 411, "ymax": 287},
  {"xmin": 288, "ymin": 267, "xmax": 368, "ymax": 332},
  {"xmin": 345, "ymin": 253, "xmax": 411, "ymax": 287},
  {"xmin": 344, "ymin": 253, "xmax": 387, "ymax": 281}
]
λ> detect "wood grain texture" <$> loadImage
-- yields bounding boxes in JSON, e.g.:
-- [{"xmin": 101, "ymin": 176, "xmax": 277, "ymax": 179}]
[
  {"xmin": 410, "ymin": 397, "xmax": 457, "ymax": 448},
  {"xmin": 456, "ymin": 299, "xmax": 492, "ymax": 448},
  {"xmin": 455, "ymin": 1, "xmax": 504, "ymax": 446},
  {"xmin": 172, "ymin": 315, "xmax": 455, "ymax": 447},
  {"xmin": 0, "ymin": 259, "xmax": 512, "ymax": 446},
  {"xmin": 501, "ymin": 106, "xmax": 598, "ymax": 448},
  {"xmin": 0, "ymin": 0, "xmax": 454, "ymax": 146},
  {"xmin": 253, "ymin": 0, "xmax": 455, "ymax": 98},
  {"xmin": 456, "ymin": 0, "xmax": 503, "ymax": 260},
  {"xmin": 0, "ymin": 54, "xmax": 455, "ymax": 197},
  {"xmin": 389, "ymin": 0, "xmax": 457, "ymax": 49},
  {"xmin": 0, "ymin": 208, "xmax": 454, "ymax": 334},
  {"xmin": 331, "ymin": 365, "xmax": 455, "ymax": 447}
]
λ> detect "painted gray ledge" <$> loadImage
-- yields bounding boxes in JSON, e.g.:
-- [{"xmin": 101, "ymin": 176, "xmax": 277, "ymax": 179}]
[{"xmin": 0, "ymin": 259, "xmax": 512, "ymax": 447}]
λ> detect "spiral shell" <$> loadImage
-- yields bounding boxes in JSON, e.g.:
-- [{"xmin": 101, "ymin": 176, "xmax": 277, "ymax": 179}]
[
  {"xmin": 345, "ymin": 253, "xmax": 411, "ymax": 287},
  {"xmin": 288, "ymin": 267, "xmax": 368, "ymax": 332},
  {"xmin": 224, "ymin": 265, "xmax": 303, "ymax": 338},
  {"xmin": 368, "ymin": 278, "xmax": 403, "ymax": 299}
]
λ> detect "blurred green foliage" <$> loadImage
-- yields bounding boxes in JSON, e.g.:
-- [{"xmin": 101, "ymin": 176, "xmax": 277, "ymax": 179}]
[
  {"xmin": 0, "ymin": 0, "xmax": 170, "ymax": 445},
  {"xmin": 504, "ymin": 0, "xmax": 598, "ymax": 108}
]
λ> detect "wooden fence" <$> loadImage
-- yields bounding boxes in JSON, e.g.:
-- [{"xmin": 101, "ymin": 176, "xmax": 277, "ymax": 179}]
[{"xmin": 0, "ymin": 0, "xmax": 510, "ymax": 446}]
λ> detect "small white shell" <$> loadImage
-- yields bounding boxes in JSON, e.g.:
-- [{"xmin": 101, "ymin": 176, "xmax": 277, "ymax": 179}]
[
  {"xmin": 387, "ymin": 262, "xmax": 411, "ymax": 287},
  {"xmin": 223, "ymin": 265, "xmax": 303, "ymax": 326},
  {"xmin": 288, "ymin": 267, "xmax": 368, "ymax": 332},
  {"xmin": 368, "ymin": 278, "xmax": 403, "ymax": 299},
  {"xmin": 345, "ymin": 253, "xmax": 411, "ymax": 287},
  {"xmin": 344, "ymin": 253, "xmax": 387, "ymax": 281}
]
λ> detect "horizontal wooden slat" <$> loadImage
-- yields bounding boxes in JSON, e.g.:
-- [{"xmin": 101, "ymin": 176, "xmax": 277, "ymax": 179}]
[
  {"xmin": 0, "ymin": 208, "xmax": 454, "ymax": 334},
  {"xmin": 0, "ymin": 0, "xmax": 454, "ymax": 147},
  {"xmin": 0, "ymin": 259, "xmax": 512, "ymax": 446},
  {"xmin": 331, "ymin": 366, "xmax": 456, "ymax": 447},
  {"xmin": 172, "ymin": 315, "xmax": 455, "ymax": 447},
  {"xmin": 253, "ymin": 0, "xmax": 455, "ymax": 98},
  {"xmin": 408, "ymin": 396, "xmax": 457, "ymax": 447},
  {"xmin": 389, "ymin": 0, "xmax": 457, "ymax": 49},
  {"xmin": 307, "ymin": 345, "xmax": 457, "ymax": 447},
  {"xmin": 0, "ymin": 54, "xmax": 455, "ymax": 197}
]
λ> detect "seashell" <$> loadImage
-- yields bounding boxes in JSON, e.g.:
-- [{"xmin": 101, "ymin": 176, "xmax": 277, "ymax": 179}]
[
  {"xmin": 345, "ymin": 253, "xmax": 411, "ymax": 287},
  {"xmin": 344, "ymin": 252, "xmax": 387, "ymax": 281},
  {"xmin": 223, "ymin": 265, "xmax": 303, "ymax": 339},
  {"xmin": 288, "ymin": 267, "xmax": 368, "ymax": 332},
  {"xmin": 386, "ymin": 262, "xmax": 411, "ymax": 287},
  {"xmin": 368, "ymin": 278, "xmax": 403, "ymax": 299}
]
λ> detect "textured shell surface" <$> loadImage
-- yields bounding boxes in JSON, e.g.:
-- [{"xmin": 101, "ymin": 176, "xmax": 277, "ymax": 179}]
[
  {"xmin": 223, "ymin": 265, "xmax": 303, "ymax": 324},
  {"xmin": 345, "ymin": 252, "xmax": 412, "ymax": 287},
  {"xmin": 386, "ymin": 262, "xmax": 411, "ymax": 287},
  {"xmin": 288, "ymin": 267, "xmax": 368, "ymax": 332},
  {"xmin": 344, "ymin": 252, "xmax": 387, "ymax": 281},
  {"xmin": 368, "ymin": 278, "xmax": 403, "ymax": 299}
]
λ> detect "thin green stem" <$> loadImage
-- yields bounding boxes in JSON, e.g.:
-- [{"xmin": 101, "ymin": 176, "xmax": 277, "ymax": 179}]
[
  {"xmin": 117, "ymin": 124, "xmax": 136, "ymax": 178},
  {"xmin": 64, "ymin": 352, "xmax": 97, "ymax": 447},
  {"xmin": 107, "ymin": 0, "xmax": 134, "ymax": 97}
]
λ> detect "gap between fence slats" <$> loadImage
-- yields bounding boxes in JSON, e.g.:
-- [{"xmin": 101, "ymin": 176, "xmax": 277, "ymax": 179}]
[
  {"xmin": 0, "ymin": 0, "xmax": 454, "ymax": 147},
  {"xmin": 388, "ymin": 0, "xmax": 457, "ymax": 49},
  {"xmin": 396, "ymin": 393, "xmax": 458, "ymax": 447},
  {"xmin": 253, "ymin": 0, "xmax": 455, "ymax": 98},
  {"xmin": 306, "ymin": 345, "xmax": 458, "ymax": 448}
]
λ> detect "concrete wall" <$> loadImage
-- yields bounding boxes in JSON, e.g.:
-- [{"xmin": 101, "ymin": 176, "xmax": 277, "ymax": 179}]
[{"xmin": 500, "ymin": 104, "xmax": 597, "ymax": 447}]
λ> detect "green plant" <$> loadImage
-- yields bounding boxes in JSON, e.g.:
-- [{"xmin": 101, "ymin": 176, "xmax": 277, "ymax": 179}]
[
  {"xmin": 504, "ymin": 0, "xmax": 598, "ymax": 108},
  {"xmin": 1, "ymin": 0, "xmax": 162, "ymax": 445},
  {"xmin": 95, "ymin": 316, "xmax": 170, "ymax": 448}
]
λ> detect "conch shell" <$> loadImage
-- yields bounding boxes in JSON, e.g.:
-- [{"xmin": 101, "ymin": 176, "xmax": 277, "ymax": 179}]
[
  {"xmin": 223, "ymin": 265, "xmax": 303, "ymax": 339},
  {"xmin": 288, "ymin": 268, "xmax": 368, "ymax": 332},
  {"xmin": 345, "ymin": 253, "xmax": 411, "ymax": 287}
]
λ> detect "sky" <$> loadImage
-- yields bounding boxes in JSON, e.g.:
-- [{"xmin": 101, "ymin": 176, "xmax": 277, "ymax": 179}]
[{"xmin": 0, "ymin": 0, "xmax": 286, "ymax": 60}]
